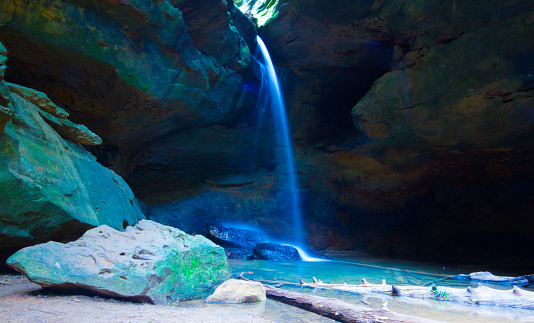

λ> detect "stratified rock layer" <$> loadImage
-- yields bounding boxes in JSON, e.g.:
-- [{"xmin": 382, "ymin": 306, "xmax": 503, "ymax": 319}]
[
  {"xmin": 0, "ymin": 0, "xmax": 257, "ymax": 176},
  {"xmin": 7, "ymin": 220, "xmax": 232, "ymax": 304}
]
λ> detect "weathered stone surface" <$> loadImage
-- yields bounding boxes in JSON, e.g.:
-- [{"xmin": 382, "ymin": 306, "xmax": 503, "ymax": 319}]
[
  {"xmin": 226, "ymin": 0, "xmax": 258, "ymax": 51},
  {"xmin": 147, "ymin": 169, "xmax": 305, "ymax": 246},
  {"xmin": 207, "ymin": 223, "xmax": 268, "ymax": 249},
  {"xmin": 0, "ymin": 42, "xmax": 10, "ymax": 135},
  {"xmin": 253, "ymin": 243, "xmax": 301, "ymax": 262},
  {"xmin": 36, "ymin": 108, "xmax": 102, "ymax": 146},
  {"xmin": 206, "ymin": 223, "xmax": 268, "ymax": 260},
  {"xmin": 0, "ymin": 79, "xmax": 145, "ymax": 268},
  {"xmin": 1, "ymin": 0, "xmax": 534, "ymax": 266},
  {"xmin": 0, "ymin": 0, "xmax": 257, "ymax": 177},
  {"xmin": 7, "ymin": 220, "xmax": 232, "ymax": 304},
  {"xmin": 231, "ymin": 0, "xmax": 534, "ymax": 263},
  {"xmin": 177, "ymin": 0, "xmax": 251, "ymax": 74},
  {"xmin": 249, "ymin": 0, "xmax": 392, "ymax": 141},
  {"xmin": 0, "ymin": 86, "xmax": 10, "ymax": 135},
  {"xmin": 206, "ymin": 279, "xmax": 266, "ymax": 303},
  {"xmin": 0, "ymin": 41, "xmax": 6, "ymax": 79},
  {"xmin": 0, "ymin": 0, "xmax": 13, "ymax": 26},
  {"xmin": 352, "ymin": 14, "xmax": 534, "ymax": 149},
  {"xmin": 7, "ymin": 83, "xmax": 68, "ymax": 119},
  {"xmin": 0, "ymin": 102, "xmax": 9, "ymax": 133}
]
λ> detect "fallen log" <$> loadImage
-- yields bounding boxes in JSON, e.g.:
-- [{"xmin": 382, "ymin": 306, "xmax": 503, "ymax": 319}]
[
  {"xmin": 299, "ymin": 277, "xmax": 534, "ymax": 310},
  {"xmin": 263, "ymin": 285, "xmax": 437, "ymax": 323},
  {"xmin": 453, "ymin": 271, "xmax": 534, "ymax": 287}
]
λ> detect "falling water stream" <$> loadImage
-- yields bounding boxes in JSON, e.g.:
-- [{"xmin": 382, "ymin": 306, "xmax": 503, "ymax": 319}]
[{"xmin": 255, "ymin": 36, "xmax": 305, "ymax": 249}]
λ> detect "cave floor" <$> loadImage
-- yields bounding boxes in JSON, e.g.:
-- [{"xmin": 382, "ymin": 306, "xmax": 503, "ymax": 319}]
[
  {"xmin": 0, "ymin": 274, "xmax": 331, "ymax": 323},
  {"xmin": 1, "ymin": 253, "xmax": 533, "ymax": 323}
]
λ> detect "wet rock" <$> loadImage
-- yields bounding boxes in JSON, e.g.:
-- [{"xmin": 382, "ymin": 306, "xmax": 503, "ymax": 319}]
[
  {"xmin": 253, "ymin": 243, "xmax": 301, "ymax": 262},
  {"xmin": 206, "ymin": 223, "xmax": 268, "ymax": 259},
  {"xmin": 7, "ymin": 220, "xmax": 231, "ymax": 304},
  {"xmin": 147, "ymin": 168, "xmax": 307, "ymax": 249},
  {"xmin": 206, "ymin": 278, "xmax": 266, "ymax": 303}
]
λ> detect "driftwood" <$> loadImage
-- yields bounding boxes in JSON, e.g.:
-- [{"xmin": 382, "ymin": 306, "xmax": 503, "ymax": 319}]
[
  {"xmin": 299, "ymin": 277, "xmax": 534, "ymax": 310},
  {"xmin": 454, "ymin": 271, "xmax": 534, "ymax": 287},
  {"xmin": 263, "ymin": 284, "xmax": 437, "ymax": 323}
]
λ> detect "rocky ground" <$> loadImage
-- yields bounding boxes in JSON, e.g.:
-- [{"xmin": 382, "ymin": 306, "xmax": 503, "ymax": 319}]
[{"xmin": 0, "ymin": 274, "xmax": 333, "ymax": 323}]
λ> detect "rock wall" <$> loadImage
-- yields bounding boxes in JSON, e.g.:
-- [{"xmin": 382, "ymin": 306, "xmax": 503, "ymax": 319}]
[
  {"xmin": 2, "ymin": 0, "xmax": 534, "ymax": 265},
  {"xmin": 0, "ymin": 42, "xmax": 145, "ymax": 269},
  {"xmin": 0, "ymin": 0, "xmax": 257, "ymax": 178},
  {"xmin": 251, "ymin": 0, "xmax": 534, "ymax": 262}
]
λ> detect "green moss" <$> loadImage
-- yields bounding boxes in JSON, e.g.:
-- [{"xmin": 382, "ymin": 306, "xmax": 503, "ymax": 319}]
[
  {"xmin": 153, "ymin": 239, "xmax": 230, "ymax": 302},
  {"xmin": 235, "ymin": 0, "xmax": 281, "ymax": 27}
]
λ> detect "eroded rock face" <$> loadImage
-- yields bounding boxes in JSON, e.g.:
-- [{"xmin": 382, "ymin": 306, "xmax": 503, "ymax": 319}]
[
  {"xmin": 7, "ymin": 83, "xmax": 69, "ymax": 119},
  {"xmin": 253, "ymin": 0, "xmax": 393, "ymax": 141},
  {"xmin": 0, "ymin": 40, "xmax": 145, "ymax": 268},
  {"xmin": 0, "ymin": 41, "xmax": 11, "ymax": 135},
  {"xmin": 148, "ymin": 170, "xmax": 304, "ymax": 247},
  {"xmin": 7, "ymin": 220, "xmax": 231, "ymax": 304},
  {"xmin": 237, "ymin": 0, "xmax": 534, "ymax": 262},
  {"xmin": 0, "ymin": 0, "xmax": 257, "ymax": 176}
]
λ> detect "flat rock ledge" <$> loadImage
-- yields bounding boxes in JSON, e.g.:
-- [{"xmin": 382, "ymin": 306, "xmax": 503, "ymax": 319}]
[
  {"xmin": 206, "ymin": 279, "xmax": 266, "ymax": 303},
  {"xmin": 6, "ymin": 220, "xmax": 232, "ymax": 304}
]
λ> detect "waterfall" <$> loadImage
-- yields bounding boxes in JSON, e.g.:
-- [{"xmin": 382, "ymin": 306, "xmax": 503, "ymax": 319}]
[{"xmin": 255, "ymin": 36, "xmax": 304, "ymax": 246}]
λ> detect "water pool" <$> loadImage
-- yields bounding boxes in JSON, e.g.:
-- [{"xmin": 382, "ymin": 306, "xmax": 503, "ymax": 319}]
[{"xmin": 228, "ymin": 255, "xmax": 534, "ymax": 322}]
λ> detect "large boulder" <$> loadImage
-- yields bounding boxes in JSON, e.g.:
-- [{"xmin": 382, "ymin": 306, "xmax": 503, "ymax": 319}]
[
  {"xmin": 206, "ymin": 223, "xmax": 268, "ymax": 260},
  {"xmin": 7, "ymin": 220, "xmax": 232, "ymax": 304},
  {"xmin": 206, "ymin": 279, "xmax": 266, "ymax": 303},
  {"xmin": 253, "ymin": 243, "xmax": 301, "ymax": 262}
]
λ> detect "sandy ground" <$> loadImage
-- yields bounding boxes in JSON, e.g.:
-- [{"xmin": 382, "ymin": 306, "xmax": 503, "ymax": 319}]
[{"xmin": 0, "ymin": 274, "xmax": 333, "ymax": 323}]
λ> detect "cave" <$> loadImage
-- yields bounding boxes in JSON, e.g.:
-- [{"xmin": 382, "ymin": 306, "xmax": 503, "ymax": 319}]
[{"xmin": 1, "ymin": 0, "xmax": 534, "ymax": 321}]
